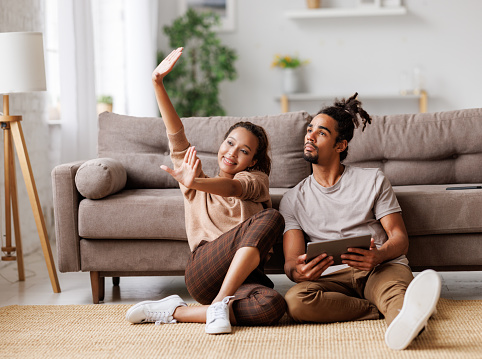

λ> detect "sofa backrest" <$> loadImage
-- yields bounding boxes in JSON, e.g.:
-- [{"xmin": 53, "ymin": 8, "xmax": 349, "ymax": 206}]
[
  {"xmin": 98, "ymin": 111, "xmax": 312, "ymax": 189},
  {"xmin": 345, "ymin": 108, "xmax": 482, "ymax": 186}
]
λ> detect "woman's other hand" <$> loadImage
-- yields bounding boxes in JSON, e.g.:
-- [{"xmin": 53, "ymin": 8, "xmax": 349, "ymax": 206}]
[{"xmin": 161, "ymin": 146, "xmax": 202, "ymax": 188}]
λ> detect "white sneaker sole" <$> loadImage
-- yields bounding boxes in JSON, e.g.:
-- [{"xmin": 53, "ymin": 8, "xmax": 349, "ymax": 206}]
[
  {"xmin": 205, "ymin": 324, "xmax": 232, "ymax": 335},
  {"xmin": 385, "ymin": 269, "xmax": 441, "ymax": 350},
  {"xmin": 125, "ymin": 295, "xmax": 183, "ymax": 323}
]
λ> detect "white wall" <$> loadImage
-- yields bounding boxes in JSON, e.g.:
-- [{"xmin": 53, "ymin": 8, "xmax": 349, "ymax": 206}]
[{"xmin": 157, "ymin": 0, "xmax": 482, "ymax": 117}]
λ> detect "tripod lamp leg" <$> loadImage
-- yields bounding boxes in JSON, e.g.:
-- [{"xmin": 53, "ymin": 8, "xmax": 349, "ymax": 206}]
[{"xmin": 9, "ymin": 120, "xmax": 60, "ymax": 293}]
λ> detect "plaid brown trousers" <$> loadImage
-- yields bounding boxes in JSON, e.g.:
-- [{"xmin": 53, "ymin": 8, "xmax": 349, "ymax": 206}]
[{"xmin": 185, "ymin": 208, "xmax": 287, "ymax": 326}]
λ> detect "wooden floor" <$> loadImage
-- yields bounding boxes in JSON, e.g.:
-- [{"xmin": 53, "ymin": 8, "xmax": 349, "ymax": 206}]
[{"xmin": 1, "ymin": 248, "xmax": 481, "ymax": 306}]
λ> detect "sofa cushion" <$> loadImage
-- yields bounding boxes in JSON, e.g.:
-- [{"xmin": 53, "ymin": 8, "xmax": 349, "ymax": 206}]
[
  {"xmin": 97, "ymin": 111, "xmax": 312, "ymax": 189},
  {"xmin": 97, "ymin": 113, "xmax": 179, "ymax": 189},
  {"xmin": 78, "ymin": 188, "xmax": 290, "ymax": 241},
  {"xmin": 345, "ymin": 108, "xmax": 482, "ymax": 185},
  {"xmin": 269, "ymin": 188, "xmax": 289, "ymax": 211},
  {"xmin": 75, "ymin": 158, "xmax": 127, "ymax": 199},
  {"xmin": 394, "ymin": 184, "xmax": 482, "ymax": 236},
  {"xmin": 181, "ymin": 113, "xmax": 312, "ymax": 188},
  {"xmin": 78, "ymin": 189, "xmax": 186, "ymax": 240},
  {"xmin": 78, "ymin": 184, "xmax": 482, "ymax": 241}
]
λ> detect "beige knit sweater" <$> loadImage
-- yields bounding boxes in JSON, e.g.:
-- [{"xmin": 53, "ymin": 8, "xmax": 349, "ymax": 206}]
[{"xmin": 168, "ymin": 127, "xmax": 272, "ymax": 251}]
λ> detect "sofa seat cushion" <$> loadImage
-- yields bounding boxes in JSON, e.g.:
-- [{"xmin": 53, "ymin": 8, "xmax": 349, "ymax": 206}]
[
  {"xmin": 78, "ymin": 188, "xmax": 291, "ymax": 241},
  {"xmin": 79, "ymin": 189, "xmax": 187, "ymax": 240},
  {"xmin": 394, "ymin": 184, "xmax": 482, "ymax": 236},
  {"xmin": 78, "ymin": 184, "xmax": 481, "ymax": 241},
  {"xmin": 270, "ymin": 188, "xmax": 289, "ymax": 210}
]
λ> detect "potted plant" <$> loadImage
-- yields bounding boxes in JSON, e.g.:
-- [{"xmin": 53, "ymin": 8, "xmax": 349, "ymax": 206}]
[
  {"xmin": 159, "ymin": 8, "xmax": 237, "ymax": 117},
  {"xmin": 271, "ymin": 54, "xmax": 309, "ymax": 94},
  {"xmin": 97, "ymin": 95, "xmax": 113, "ymax": 114}
]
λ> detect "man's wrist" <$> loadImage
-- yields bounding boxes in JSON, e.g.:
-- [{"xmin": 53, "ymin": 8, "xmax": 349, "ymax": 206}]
[{"xmin": 284, "ymin": 263, "xmax": 295, "ymax": 281}]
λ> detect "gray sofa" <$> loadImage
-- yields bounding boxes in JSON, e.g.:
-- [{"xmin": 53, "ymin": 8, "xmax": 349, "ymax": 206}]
[{"xmin": 52, "ymin": 108, "xmax": 482, "ymax": 303}]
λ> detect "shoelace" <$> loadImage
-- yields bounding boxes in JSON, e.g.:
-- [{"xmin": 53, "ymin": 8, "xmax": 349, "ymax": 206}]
[
  {"xmin": 145, "ymin": 310, "xmax": 176, "ymax": 325},
  {"xmin": 209, "ymin": 296, "xmax": 235, "ymax": 323}
]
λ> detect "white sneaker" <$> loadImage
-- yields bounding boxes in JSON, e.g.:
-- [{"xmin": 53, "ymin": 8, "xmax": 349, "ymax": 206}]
[
  {"xmin": 126, "ymin": 294, "xmax": 187, "ymax": 325},
  {"xmin": 385, "ymin": 269, "xmax": 442, "ymax": 350},
  {"xmin": 205, "ymin": 296, "xmax": 235, "ymax": 334}
]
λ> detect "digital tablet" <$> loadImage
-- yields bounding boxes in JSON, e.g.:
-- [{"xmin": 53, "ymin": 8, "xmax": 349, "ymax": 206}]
[{"xmin": 305, "ymin": 234, "xmax": 372, "ymax": 265}]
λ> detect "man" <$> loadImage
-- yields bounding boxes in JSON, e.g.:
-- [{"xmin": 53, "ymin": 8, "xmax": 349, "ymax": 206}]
[{"xmin": 279, "ymin": 93, "xmax": 441, "ymax": 350}]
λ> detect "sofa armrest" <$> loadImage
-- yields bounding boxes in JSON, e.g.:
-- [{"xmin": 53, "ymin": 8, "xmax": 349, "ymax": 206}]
[{"xmin": 51, "ymin": 160, "xmax": 87, "ymax": 272}]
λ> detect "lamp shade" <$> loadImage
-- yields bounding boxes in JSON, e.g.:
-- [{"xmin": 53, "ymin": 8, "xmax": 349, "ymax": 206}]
[{"xmin": 0, "ymin": 32, "xmax": 47, "ymax": 94}]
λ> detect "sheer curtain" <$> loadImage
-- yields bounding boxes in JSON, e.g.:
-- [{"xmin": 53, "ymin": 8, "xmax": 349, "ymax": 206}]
[
  {"xmin": 124, "ymin": 0, "xmax": 159, "ymax": 117},
  {"xmin": 58, "ymin": 0, "xmax": 97, "ymax": 162},
  {"xmin": 91, "ymin": 0, "xmax": 159, "ymax": 117}
]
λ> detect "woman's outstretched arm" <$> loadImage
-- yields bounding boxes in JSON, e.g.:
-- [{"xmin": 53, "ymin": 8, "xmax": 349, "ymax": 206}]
[{"xmin": 152, "ymin": 47, "xmax": 184, "ymax": 134}]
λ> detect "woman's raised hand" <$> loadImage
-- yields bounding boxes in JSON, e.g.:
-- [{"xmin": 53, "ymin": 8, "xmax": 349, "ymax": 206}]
[
  {"xmin": 152, "ymin": 47, "xmax": 183, "ymax": 84},
  {"xmin": 160, "ymin": 146, "xmax": 202, "ymax": 188}
]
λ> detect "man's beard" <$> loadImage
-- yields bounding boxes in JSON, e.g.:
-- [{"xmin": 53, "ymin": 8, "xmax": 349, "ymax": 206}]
[
  {"xmin": 303, "ymin": 143, "xmax": 319, "ymax": 164},
  {"xmin": 303, "ymin": 152, "xmax": 318, "ymax": 164}
]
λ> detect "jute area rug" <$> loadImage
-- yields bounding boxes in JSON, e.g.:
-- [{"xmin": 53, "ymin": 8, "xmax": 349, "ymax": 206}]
[{"xmin": 1, "ymin": 298, "xmax": 481, "ymax": 359}]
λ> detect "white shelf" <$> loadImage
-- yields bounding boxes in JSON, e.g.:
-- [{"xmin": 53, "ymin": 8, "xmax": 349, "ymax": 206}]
[
  {"xmin": 285, "ymin": 6, "xmax": 407, "ymax": 19},
  {"xmin": 275, "ymin": 93, "xmax": 420, "ymax": 102},
  {"xmin": 276, "ymin": 91, "xmax": 428, "ymax": 113}
]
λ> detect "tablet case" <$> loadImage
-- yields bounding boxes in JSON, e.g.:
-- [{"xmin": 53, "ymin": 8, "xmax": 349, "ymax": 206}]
[{"xmin": 306, "ymin": 234, "xmax": 372, "ymax": 265}]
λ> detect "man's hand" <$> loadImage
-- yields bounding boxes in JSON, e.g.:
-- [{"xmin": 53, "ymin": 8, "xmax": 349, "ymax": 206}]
[
  {"xmin": 341, "ymin": 238, "xmax": 383, "ymax": 271},
  {"xmin": 291, "ymin": 253, "xmax": 334, "ymax": 283},
  {"xmin": 161, "ymin": 146, "xmax": 202, "ymax": 188},
  {"xmin": 152, "ymin": 47, "xmax": 183, "ymax": 84}
]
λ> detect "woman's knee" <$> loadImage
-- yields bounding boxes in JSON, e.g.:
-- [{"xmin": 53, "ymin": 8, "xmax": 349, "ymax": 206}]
[
  {"xmin": 262, "ymin": 208, "xmax": 285, "ymax": 228},
  {"xmin": 233, "ymin": 288, "xmax": 287, "ymax": 326},
  {"xmin": 256, "ymin": 208, "xmax": 285, "ymax": 243}
]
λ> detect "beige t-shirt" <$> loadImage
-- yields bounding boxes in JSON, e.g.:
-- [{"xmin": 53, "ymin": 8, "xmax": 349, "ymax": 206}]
[
  {"xmin": 279, "ymin": 166, "xmax": 409, "ymax": 274},
  {"xmin": 168, "ymin": 126, "xmax": 272, "ymax": 251}
]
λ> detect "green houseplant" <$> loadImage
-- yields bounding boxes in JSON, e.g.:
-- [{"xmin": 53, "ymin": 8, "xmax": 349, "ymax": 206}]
[{"xmin": 159, "ymin": 8, "xmax": 237, "ymax": 117}]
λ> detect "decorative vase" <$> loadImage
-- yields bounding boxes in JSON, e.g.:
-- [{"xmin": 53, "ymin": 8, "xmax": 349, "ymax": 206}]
[
  {"xmin": 306, "ymin": 0, "xmax": 321, "ymax": 9},
  {"xmin": 282, "ymin": 68, "xmax": 302, "ymax": 94}
]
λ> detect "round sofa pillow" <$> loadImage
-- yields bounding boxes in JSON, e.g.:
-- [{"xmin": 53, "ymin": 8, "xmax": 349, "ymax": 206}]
[{"xmin": 75, "ymin": 158, "xmax": 127, "ymax": 199}]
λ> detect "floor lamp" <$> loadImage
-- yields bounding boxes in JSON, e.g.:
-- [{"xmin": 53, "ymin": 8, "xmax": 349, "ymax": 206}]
[{"xmin": 0, "ymin": 32, "xmax": 60, "ymax": 293}]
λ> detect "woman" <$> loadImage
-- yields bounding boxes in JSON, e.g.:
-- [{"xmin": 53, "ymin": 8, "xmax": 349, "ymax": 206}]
[{"xmin": 126, "ymin": 47, "xmax": 286, "ymax": 334}]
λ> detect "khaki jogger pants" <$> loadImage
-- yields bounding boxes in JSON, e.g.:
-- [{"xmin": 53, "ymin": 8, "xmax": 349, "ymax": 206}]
[{"xmin": 285, "ymin": 263, "xmax": 414, "ymax": 325}]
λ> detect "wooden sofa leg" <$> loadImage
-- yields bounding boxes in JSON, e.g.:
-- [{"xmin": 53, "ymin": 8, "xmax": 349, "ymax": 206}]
[
  {"xmin": 90, "ymin": 271, "xmax": 105, "ymax": 304},
  {"xmin": 113, "ymin": 277, "xmax": 120, "ymax": 286},
  {"xmin": 99, "ymin": 276, "xmax": 105, "ymax": 302}
]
